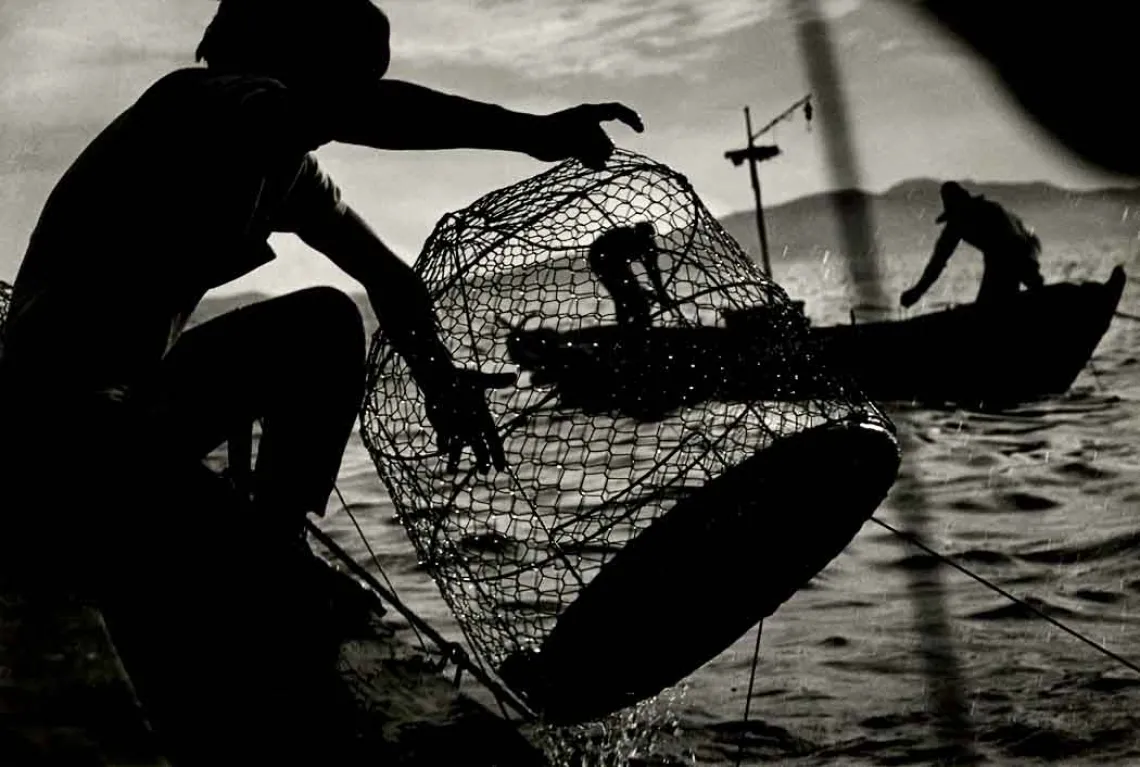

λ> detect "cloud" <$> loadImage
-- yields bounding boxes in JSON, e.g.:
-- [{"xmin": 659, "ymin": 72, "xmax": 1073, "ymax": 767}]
[
  {"xmin": 873, "ymin": 35, "xmax": 945, "ymax": 57},
  {"xmin": 839, "ymin": 26, "xmax": 869, "ymax": 48},
  {"xmin": 0, "ymin": 0, "xmax": 207, "ymax": 116},
  {"xmin": 1, "ymin": 0, "xmax": 204, "ymax": 69},
  {"xmin": 386, "ymin": 0, "xmax": 863, "ymax": 79},
  {"xmin": 0, "ymin": 122, "xmax": 104, "ymax": 175}
]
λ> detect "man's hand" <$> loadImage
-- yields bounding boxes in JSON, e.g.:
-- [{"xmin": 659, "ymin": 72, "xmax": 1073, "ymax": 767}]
[
  {"xmin": 526, "ymin": 103, "xmax": 645, "ymax": 170},
  {"xmin": 421, "ymin": 368, "xmax": 518, "ymax": 475},
  {"xmin": 900, "ymin": 287, "xmax": 921, "ymax": 308}
]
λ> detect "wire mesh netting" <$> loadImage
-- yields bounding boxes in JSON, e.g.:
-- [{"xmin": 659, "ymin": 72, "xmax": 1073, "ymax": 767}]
[{"xmin": 360, "ymin": 149, "xmax": 901, "ymax": 724}]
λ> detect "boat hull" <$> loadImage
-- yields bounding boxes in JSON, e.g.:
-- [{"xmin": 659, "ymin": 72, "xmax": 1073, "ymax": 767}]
[
  {"xmin": 799, "ymin": 267, "xmax": 1127, "ymax": 408},
  {"xmin": 504, "ymin": 268, "xmax": 1125, "ymax": 415}
]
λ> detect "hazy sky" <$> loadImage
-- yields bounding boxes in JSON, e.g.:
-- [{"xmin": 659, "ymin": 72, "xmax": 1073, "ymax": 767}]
[{"xmin": 0, "ymin": 0, "xmax": 1130, "ymax": 295}]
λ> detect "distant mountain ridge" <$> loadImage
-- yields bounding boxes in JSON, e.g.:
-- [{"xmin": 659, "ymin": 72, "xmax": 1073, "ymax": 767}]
[
  {"xmin": 718, "ymin": 178, "xmax": 1140, "ymax": 267},
  {"xmin": 188, "ymin": 291, "xmax": 378, "ymax": 335},
  {"xmin": 191, "ymin": 178, "xmax": 1140, "ymax": 325}
]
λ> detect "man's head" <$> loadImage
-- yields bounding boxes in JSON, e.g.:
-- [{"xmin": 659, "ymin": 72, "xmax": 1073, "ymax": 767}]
[
  {"xmin": 196, "ymin": 0, "xmax": 391, "ymax": 87},
  {"xmin": 935, "ymin": 181, "xmax": 973, "ymax": 223}
]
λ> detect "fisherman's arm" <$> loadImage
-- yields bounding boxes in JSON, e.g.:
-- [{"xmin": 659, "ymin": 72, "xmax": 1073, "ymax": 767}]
[
  {"xmin": 901, "ymin": 227, "xmax": 959, "ymax": 307},
  {"xmin": 296, "ymin": 204, "xmax": 456, "ymax": 388},
  {"xmin": 641, "ymin": 252, "xmax": 672, "ymax": 306},
  {"xmin": 312, "ymin": 80, "xmax": 644, "ymax": 170},
  {"xmin": 295, "ymin": 202, "xmax": 512, "ymax": 473}
]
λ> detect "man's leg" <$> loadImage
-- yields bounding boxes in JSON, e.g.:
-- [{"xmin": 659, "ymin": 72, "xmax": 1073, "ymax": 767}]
[
  {"xmin": 618, "ymin": 280, "xmax": 653, "ymax": 328},
  {"xmin": 102, "ymin": 286, "xmax": 368, "ymax": 762},
  {"xmin": 150, "ymin": 285, "xmax": 366, "ymax": 531}
]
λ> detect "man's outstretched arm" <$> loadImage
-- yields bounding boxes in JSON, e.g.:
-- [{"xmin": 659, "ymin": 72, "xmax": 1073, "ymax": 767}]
[
  {"xmin": 902, "ymin": 226, "xmax": 960, "ymax": 307},
  {"xmin": 309, "ymin": 80, "xmax": 644, "ymax": 170}
]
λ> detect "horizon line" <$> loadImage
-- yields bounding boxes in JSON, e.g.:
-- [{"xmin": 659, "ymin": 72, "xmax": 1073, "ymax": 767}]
[{"xmin": 742, "ymin": 175, "xmax": 1140, "ymax": 214}]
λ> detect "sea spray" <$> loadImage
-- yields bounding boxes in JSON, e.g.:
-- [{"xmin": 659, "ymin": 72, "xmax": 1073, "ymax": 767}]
[{"xmin": 529, "ymin": 683, "xmax": 698, "ymax": 767}]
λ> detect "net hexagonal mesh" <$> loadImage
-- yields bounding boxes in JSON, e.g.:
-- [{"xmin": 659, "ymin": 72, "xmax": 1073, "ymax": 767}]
[{"xmin": 361, "ymin": 149, "xmax": 900, "ymax": 725}]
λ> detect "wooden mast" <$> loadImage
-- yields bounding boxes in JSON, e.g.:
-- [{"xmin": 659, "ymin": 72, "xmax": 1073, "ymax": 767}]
[{"xmin": 724, "ymin": 94, "xmax": 813, "ymax": 281}]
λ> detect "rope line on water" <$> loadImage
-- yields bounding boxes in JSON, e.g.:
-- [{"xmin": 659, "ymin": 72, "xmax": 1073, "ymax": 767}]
[
  {"xmin": 303, "ymin": 513, "xmax": 537, "ymax": 723},
  {"xmin": 871, "ymin": 515, "xmax": 1140, "ymax": 677},
  {"xmin": 331, "ymin": 483, "xmax": 428, "ymax": 652},
  {"xmin": 330, "ymin": 485, "xmax": 516, "ymax": 721}
]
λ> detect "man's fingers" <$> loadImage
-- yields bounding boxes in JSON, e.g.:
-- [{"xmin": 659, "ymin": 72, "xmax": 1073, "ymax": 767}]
[
  {"xmin": 579, "ymin": 133, "xmax": 614, "ymax": 171},
  {"xmin": 592, "ymin": 102, "xmax": 645, "ymax": 133},
  {"xmin": 477, "ymin": 407, "xmax": 507, "ymax": 472},
  {"xmin": 581, "ymin": 154, "xmax": 607, "ymax": 171},
  {"xmin": 432, "ymin": 380, "xmax": 512, "ymax": 476}
]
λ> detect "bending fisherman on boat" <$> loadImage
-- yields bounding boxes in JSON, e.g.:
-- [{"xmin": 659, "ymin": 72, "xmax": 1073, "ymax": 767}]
[
  {"xmin": 900, "ymin": 181, "xmax": 1044, "ymax": 309},
  {"xmin": 587, "ymin": 222, "xmax": 675, "ymax": 328},
  {"xmin": 0, "ymin": 0, "xmax": 643, "ymax": 760}
]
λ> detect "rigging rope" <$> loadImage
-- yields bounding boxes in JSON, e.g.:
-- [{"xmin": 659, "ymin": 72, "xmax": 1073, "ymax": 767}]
[
  {"xmin": 304, "ymin": 514, "xmax": 537, "ymax": 722},
  {"xmin": 871, "ymin": 515, "xmax": 1140, "ymax": 676},
  {"xmin": 331, "ymin": 483, "xmax": 428, "ymax": 652},
  {"xmin": 733, "ymin": 620, "xmax": 764, "ymax": 767},
  {"xmin": 332, "ymin": 483, "xmax": 516, "ymax": 720}
]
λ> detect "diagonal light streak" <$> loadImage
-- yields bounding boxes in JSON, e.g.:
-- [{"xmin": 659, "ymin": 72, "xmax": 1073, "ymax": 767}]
[{"xmin": 789, "ymin": 1, "xmax": 977, "ymax": 759}]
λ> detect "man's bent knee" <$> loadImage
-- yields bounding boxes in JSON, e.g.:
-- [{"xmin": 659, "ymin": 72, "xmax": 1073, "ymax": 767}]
[{"xmin": 289, "ymin": 286, "xmax": 366, "ymax": 357}]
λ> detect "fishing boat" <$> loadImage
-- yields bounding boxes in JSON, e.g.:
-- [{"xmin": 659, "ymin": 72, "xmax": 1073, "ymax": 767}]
[
  {"xmin": 503, "ymin": 267, "xmax": 1125, "ymax": 417},
  {"xmin": 503, "ymin": 308, "xmax": 842, "ymax": 421},
  {"xmin": 787, "ymin": 266, "xmax": 1127, "ymax": 409}
]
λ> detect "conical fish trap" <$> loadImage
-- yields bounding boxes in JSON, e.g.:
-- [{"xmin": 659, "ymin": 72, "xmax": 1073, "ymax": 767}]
[{"xmin": 361, "ymin": 149, "xmax": 899, "ymax": 724}]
